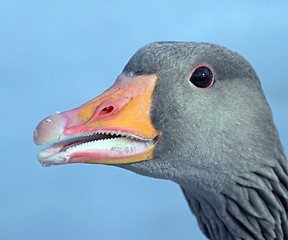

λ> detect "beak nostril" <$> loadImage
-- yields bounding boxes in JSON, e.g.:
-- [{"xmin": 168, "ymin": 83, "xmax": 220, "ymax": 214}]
[{"xmin": 99, "ymin": 106, "xmax": 114, "ymax": 116}]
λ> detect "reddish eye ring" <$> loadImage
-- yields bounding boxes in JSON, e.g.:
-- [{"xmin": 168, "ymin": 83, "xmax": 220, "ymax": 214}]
[{"xmin": 189, "ymin": 64, "xmax": 214, "ymax": 88}]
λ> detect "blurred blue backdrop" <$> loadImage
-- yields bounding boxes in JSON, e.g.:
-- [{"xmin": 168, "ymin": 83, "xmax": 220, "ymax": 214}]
[{"xmin": 0, "ymin": 1, "xmax": 287, "ymax": 240}]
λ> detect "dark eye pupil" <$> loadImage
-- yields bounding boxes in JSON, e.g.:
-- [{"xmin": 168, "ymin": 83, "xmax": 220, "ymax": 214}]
[{"xmin": 190, "ymin": 66, "xmax": 213, "ymax": 88}]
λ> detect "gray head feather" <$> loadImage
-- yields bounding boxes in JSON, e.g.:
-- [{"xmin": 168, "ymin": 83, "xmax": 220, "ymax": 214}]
[{"xmin": 121, "ymin": 42, "xmax": 287, "ymax": 240}]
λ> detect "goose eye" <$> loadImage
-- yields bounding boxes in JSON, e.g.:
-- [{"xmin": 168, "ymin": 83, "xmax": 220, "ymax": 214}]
[{"xmin": 190, "ymin": 65, "xmax": 214, "ymax": 88}]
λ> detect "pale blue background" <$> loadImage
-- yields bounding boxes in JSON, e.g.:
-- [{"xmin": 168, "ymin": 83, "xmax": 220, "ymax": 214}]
[{"xmin": 1, "ymin": 1, "xmax": 287, "ymax": 240}]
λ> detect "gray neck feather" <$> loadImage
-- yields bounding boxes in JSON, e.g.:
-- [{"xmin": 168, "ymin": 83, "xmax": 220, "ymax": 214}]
[{"xmin": 181, "ymin": 151, "xmax": 288, "ymax": 240}]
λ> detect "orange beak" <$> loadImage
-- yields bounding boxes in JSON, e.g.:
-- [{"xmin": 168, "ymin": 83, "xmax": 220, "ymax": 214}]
[{"xmin": 33, "ymin": 73, "xmax": 160, "ymax": 166}]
